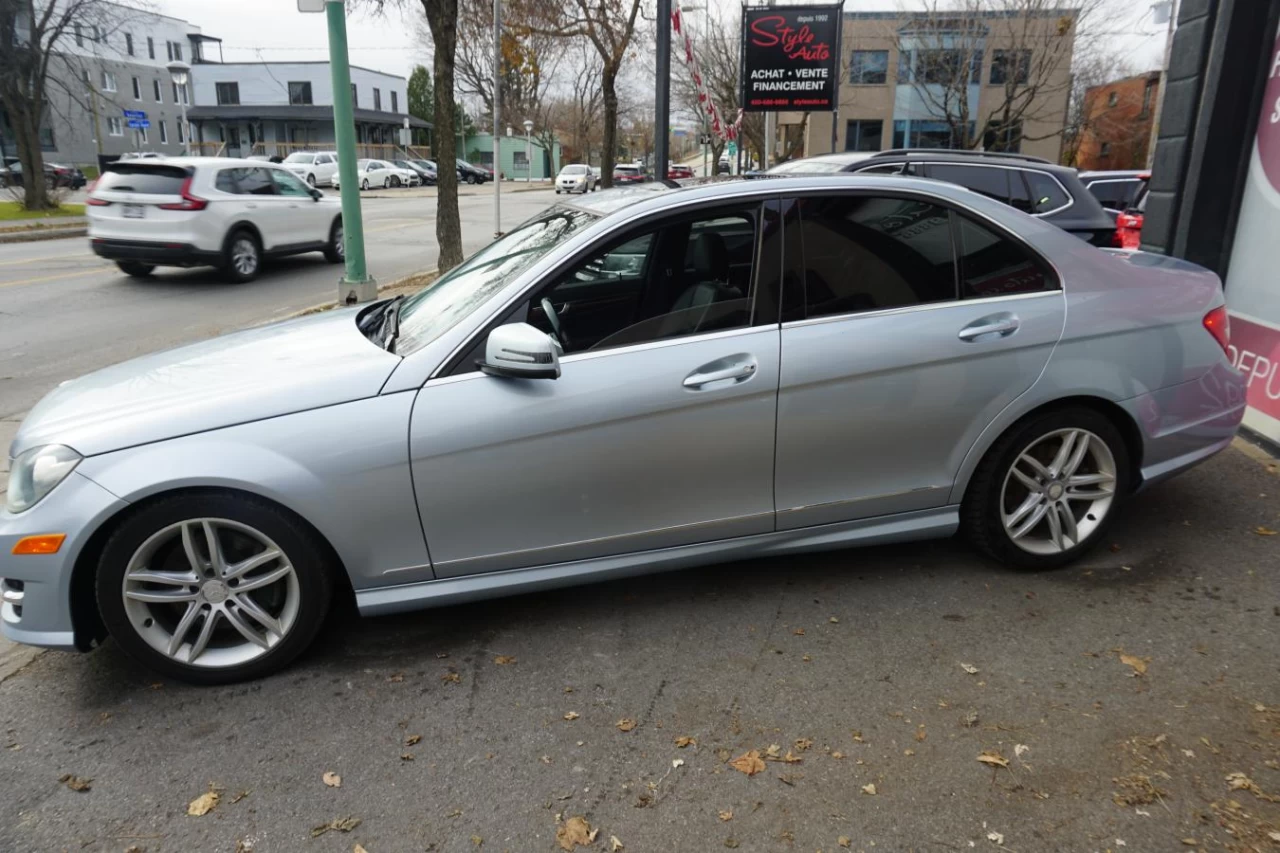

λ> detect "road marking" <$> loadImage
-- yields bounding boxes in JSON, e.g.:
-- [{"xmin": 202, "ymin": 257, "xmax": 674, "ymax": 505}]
[
  {"xmin": 0, "ymin": 251, "xmax": 95, "ymax": 268},
  {"xmin": 365, "ymin": 220, "xmax": 432, "ymax": 235},
  {"xmin": 0, "ymin": 265, "xmax": 113, "ymax": 290}
]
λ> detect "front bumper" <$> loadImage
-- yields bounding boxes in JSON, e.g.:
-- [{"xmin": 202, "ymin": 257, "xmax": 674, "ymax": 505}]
[
  {"xmin": 90, "ymin": 238, "xmax": 221, "ymax": 266},
  {"xmin": 0, "ymin": 472, "xmax": 128, "ymax": 651}
]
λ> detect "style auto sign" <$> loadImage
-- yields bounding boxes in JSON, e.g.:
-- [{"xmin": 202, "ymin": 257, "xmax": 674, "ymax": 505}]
[{"xmin": 742, "ymin": 5, "xmax": 840, "ymax": 112}]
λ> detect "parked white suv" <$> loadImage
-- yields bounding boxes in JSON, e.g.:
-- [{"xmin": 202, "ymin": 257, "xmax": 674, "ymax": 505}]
[
  {"xmin": 282, "ymin": 150, "xmax": 339, "ymax": 187},
  {"xmin": 86, "ymin": 157, "xmax": 344, "ymax": 283}
]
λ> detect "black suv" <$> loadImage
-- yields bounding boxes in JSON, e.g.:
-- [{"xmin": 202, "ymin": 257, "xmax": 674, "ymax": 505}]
[{"xmin": 763, "ymin": 149, "xmax": 1117, "ymax": 247}]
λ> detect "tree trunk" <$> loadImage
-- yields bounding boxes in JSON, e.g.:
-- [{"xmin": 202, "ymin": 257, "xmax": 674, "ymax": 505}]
[
  {"xmin": 0, "ymin": 90, "xmax": 53, "ymax": 211},
  {"xmin": 599, "ymin": 66, "xmax": 618, "ymax": 189},
  {"xmin": 421, "ymin": 0, "xmax": 464, "ymax": 272}
]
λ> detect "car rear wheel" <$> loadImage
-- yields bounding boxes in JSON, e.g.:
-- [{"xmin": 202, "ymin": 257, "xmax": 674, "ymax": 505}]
[
  {"xmin": 962, "ymin": 407, "xmax": 1130, "ymax": 570},
  {"xmin": 222, "ymin": 229, "xmax": 261, "ymax": 283},
  {"xmin": 96, "ymin": 492, "xmax": 335, "ymax": 684},
  {"xmin": 116, "ymin": 261, "xmax": 155, "ymax": 278},
  {"xmin": 323, "ymin": 217, "xmax": 344, "ymax": 263}
]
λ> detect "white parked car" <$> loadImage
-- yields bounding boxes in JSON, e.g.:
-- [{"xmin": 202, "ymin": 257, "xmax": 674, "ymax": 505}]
[
  {"xmin": 86, "ymin": 157, "xmax": 344, "ymax": 283},
  {"xmin": 332, "ymin": 159, "xmax": 417, "ymax": 190},
  {"xmin": 282, "ymin": 151, "xmax": 339, "ymax": 187},
  {"xmin": 555, "ymin": 163, "xmax": 597, "ymax": 194}
]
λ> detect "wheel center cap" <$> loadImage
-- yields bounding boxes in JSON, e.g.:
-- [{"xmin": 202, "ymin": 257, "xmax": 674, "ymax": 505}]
[
  {"xmin": 201, "ymin": 580, "xmax": 229, "ymax": 604},
  {"xmin": 1046, "ymin": 482, "xmax": 1065, "ymax": 500}
]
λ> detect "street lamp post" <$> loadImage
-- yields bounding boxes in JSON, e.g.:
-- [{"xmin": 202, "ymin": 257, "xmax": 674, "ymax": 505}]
[
  {"xmin": 166, "ymin": 60, "xmax": 190, "ymax": 156},
  {"xmin": 523, "ymin": 118, "xmax": 533, "ymax": 183}
]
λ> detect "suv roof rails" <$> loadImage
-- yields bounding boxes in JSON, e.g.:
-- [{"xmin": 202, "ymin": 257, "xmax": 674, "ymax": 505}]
[{"xmin": 871, "ymin": 148, "xmax": 1052, "ymax": 165}]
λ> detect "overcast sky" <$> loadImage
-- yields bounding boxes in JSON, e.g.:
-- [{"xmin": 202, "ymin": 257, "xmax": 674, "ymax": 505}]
[{"xmin": 155, "ymin": 0, "xmax": 1168, "ymax": 84}]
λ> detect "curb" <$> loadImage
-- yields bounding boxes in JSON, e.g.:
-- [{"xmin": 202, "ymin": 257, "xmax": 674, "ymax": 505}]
[
  {"xmin": 0, "ymin": 227, "xmax": 86, "ymax": 244},
  {"xmin": 269, "ymin": 268, "xmax": 439, "ymax": 325}
]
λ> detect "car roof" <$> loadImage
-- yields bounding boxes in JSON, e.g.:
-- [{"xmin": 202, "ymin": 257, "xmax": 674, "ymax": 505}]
[
  {"xmin": 1078, "ymin": 170, "xmax": 1149, "ymax": 180},
  {"xmin": 110, "ymin": 156, "xmax": 285, "ymax": 170}
]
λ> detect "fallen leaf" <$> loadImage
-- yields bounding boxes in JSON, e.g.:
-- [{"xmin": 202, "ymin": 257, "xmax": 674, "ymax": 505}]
[
  {"xmin": 58, "ymin": 774, "xmax": 91, "ymax": 792},
  {"xmin": 471, "ymin": 835, "xmax": 483, "ymax": 846},
  {"xmin": 988, "ymin": 830, "xmax": 1005, "ymax": 845},
  {"xmin": 831, "ymin": 751, "xmax": 845, "ymax": 759},
  {"xmin": 441, "ymin": 671, "xmax": 461, "ymax": 684},
  {"xmin": 838, "ymin": 838, "xmax": 851, "ymax": 848},
  {"xmin": 609, "ymin": 836, "xmax": 624, "ymax": 852},
  {"xmin": 616, "ymin": 718, "xmax": 637, "ymax": 732},
  {"xmin": 672, "ymin": 758, "xmax": 684, "ymax": 768},
  {"xmin": 861, "ymin": 783, "xmax": 877, "ymax": 795},
  {"xmin": 556, "ymin": 816, "xmax": 598, "ymax": 851},
  {"xmin": 792, "ymin": 628, "xmax": 805, "ymax": 636},
  {"xmin": 1268, "ymin": 831, "xmax": 1280, "ymax": 842},
  {"xmin": 724, "ymin": 841, "xmax": 739, "ymax": 849},
  {"xmin": 915, "ymin": 725, "xmax": 927, "ymax": 742},
  {"xmin": 1119, "ymin": 653, "xmax": 1149, "ymax": 676},
  {"xmin": 960, "ymin": 663, "xmax": 979, "ymax": 674},
  {"xmin": 851, "ymin": 730, "xmax": 865, "ymax": 743},
  {"xmin": 1181, "ymin": 840, "xmax": 1197, "ymax": 846},
  {"xmin": 563, "ymin": 712, "xmax": 580, "ymax": 721},
  {"xmin": 230, "ymin": 790, "xmax": 250, "ymax": 804},
  {"xmin": 794, "ymin": 737, "xmax": 814, "ymax": 751},
  {"xmin": 801, "ymin": 654, "xmax": 812, "ymax": 662},
  {"xmin": 187, "ymin": 790, "xmax": 219, "ymax": 816},
  {"xmin": 1014, "ymin": 744, "xmax": 1030, "ymax": 758},
  {"xmin": 977, "ymin": 751, "xmax": 1010, "ymax": 769},
  {"xmin": 675, "ymin": 736, "xmax": 697, "ymax": 748},
  {"xmin": 730, "ymin": 750, "xmax": 766, "ymax": 776},
  {"xmin": 493, "ymin": 655, "xmax": 516, "ymax": 665},
  {"xmin": 829, "ymin": 616, "xmax": 839, "ymax": 623},
  {"xmin": 962, "ymin": 710, "xmax": 980, "ymax": 727},
  {"xmin": 387, "ymin": 672, "xmax": 404, "ymax": 682},
  {"xmin": 718, "ymin": 809, "xmax": 733, "ymax": 821},
  {"xmin": 323, "ymin": 771, "xmax": 342, "ymax": 788},
  {"xmin": 405, "ymin": 734, "xmax": 422, "ymax": 746},
  {"xmin": 1254, "ymin": 526, "xmax": 1278, "ymax": 536},
  {"xmin": 311, "ymin": 816, "xmax": 362, "ymax": 838},
  {"xmin": 904, "ymin": 749, "xmax": 915, "ymax": 756},
  {"xmin": 401, "ymin": 753, "xmax": 415, "ymax": 761},
  {"xmin": 354, "ymin": 845, "xmax": 369, "ymax": 853}
]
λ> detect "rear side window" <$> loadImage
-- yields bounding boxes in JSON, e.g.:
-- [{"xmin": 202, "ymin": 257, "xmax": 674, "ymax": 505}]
[
  {"xmin": 1086, "ymin": 178, "xmax": 1139, "ymax": 210},
  {"xmin": 96, "ymin": 164, "xmax": 188, "ymax": 194},
  {"xmin": 215, "ymin": 168, "xmax": 276, "ymax": 195},
  {"xmin": 956, "ymin": 215, "xmax": 1054, "ymax": 298},
  {"xmin": 1025, "ymin": 171, "xmax": 1070, "ymax": 213},
  {"xmin": 784, "ymin": 195, "xmax": 957, "ymax": 320},
  {"xmin": 926, "ymin": 164, "xmax": 1012, "ymax": 205}
]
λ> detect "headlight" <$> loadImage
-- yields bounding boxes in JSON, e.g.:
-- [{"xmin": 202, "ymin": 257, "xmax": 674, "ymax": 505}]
[{"xmin": 5, "ymin": 445, "xmax": 82, "ymax": 514}]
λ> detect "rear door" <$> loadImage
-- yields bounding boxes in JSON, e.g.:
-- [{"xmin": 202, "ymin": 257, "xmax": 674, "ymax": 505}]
[
  {"xmin": 774, "ymin": 192, "xmax": 1065, "ymax": 528},
  {"xmin": 88, "ymin": 163, "xmax": 196, "ymax": 241}
]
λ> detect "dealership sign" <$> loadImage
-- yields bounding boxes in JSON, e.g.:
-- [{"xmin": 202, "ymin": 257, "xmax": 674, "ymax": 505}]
[{"xmin": 741, "ymin": 5, "xmax": 841, "ymax": 112}]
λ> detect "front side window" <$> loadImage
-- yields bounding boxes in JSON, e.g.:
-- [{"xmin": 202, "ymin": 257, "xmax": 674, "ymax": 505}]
[
  {"xmin": 288, "ymin": 81, "xmax": 313, "ymax": 105},
  {"xmin": 782, "ymin": 195, "xmax": 956, "ymax": 321},
  {"xmin": 955, "ymin": 215, "xmax": 1053, "ymax": 298},
  {"xmin": 231, "ymin": 167, "xmax": 278, "ymax": 196},
  {"xmin": 849, "ymin": 50, "xmax": 888, "ymax": 84},
  {"xmin": 271, "ymin": 169, "xmax": 312, "ymax": 197},
  {"xmin": 216, "ymin": 82, "xmax": 240, "ymax": 105}
]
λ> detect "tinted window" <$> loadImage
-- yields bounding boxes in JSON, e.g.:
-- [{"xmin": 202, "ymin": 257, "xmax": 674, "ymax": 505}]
[
  {"xmin": 1007, "ymin": 170, "xmax": 1034, "ymax": 213},
  {"xmin": 271, "ymin": 169, "xmax": 312, "ymax": 196},
  {"xmin": 1025, "ymin": 172, "xmax": 1069, "ymax": 213},
  {"xmin": 956, "ymin": 215, "xmax": 1053, "ymax": 298},
  {"xmin": 97, "ymin": 164, "xmax": 188, "ymax": 194},
  {"xmin": 235, "ymin": 168, "xmax": 277, "ymax": 196},
  {"xmin": 785, "ymin": 196, "xmax": 957, "ymax": 320},
  {"xmin": 926, "ymin": 164, "xmax": 1011, "ymax": 205},
  {"xmin": 1086, "ymin": 178, "xmax": 1140, "ymax": 211},
  {"xmin": 215, "ymin": 169, "xmax": 238, "ymax": 193}
]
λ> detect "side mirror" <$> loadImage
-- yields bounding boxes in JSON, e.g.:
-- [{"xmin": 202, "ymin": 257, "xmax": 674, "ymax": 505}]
[
  {"xmin": 309, "ymin": 188, "xmax": 323, "ymax": 201},
  {"xmin": 479, "ymin": 323, "xmax": 560, "ymax": 380}
]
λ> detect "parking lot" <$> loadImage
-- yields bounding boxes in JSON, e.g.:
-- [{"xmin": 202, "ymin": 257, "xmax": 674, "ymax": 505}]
[{"xmin": 1, "ymin": 442, "xmax": 1276, "ymax": 852}]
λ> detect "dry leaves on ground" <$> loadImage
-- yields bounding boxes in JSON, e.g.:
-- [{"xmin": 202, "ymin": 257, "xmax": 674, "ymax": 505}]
[
  {"xmin": 401, "ymin": 753, "xmax": 415, "ymax": 761},
  {"xmin": 730, "ymin": 750, "xmax": 766, "ymax": 776},
  {"xmin": 187, "ymin": 790, "xmax": 219, "ymax": 816},
  {"xmin": 563, "ymin": 711, "xmax": 580, "ymax": 721},
  {"xmin": 616, "ymin": 718, "xmax": 637, "ymax": 732},
  {"xmin": 323, "ymin": 771, "xmax": 342, "ymax": 788},
  {"xmin": 441, "ymin": 671, "xmax": 461, "ymax": 684},
  {"xmin": 794, "ymin": 737, "xmax": 814, "ymax": 751},
  {"xmin": 960, "ymin": 663, "xmax": 979, "ymax": 674},
  {"xmin": 493, "ymin": 655, "xmax": 517, "ymax": 665},
  {"xmin": 58, "ymin": 774, "xmax": 91, "ymax": 792},
  {"xmin": 1119, "ymin": 653, "xmax": 1149, "ymax": 676},
  {"xmin": 1015, "ymin": 744, "xmax": 1030, "ymax": 758},
  {"xmin": 675, "ymin": 736, "xmax": 697, "ymax": 748},
  {"xmin": 987, "ymin": 830, "xmax": 1005, "ymax": 845},
  {"xmin": 838, "ymin": 837, "xmax": 851, "ymax": 848},
  {"xmin": 311, "ymin": 816, "xmax": 362, "ymax": 838},
  {"xmin": 1253, "ymin": 526, "xmax": 1278, "ymax": 536},
  {"xmin": 387, "ymin": 673, "xmax": 404, "ymax": 682},
  {"xmin": 556, "ymin": 816, "xmax": 598, "ymax": 851},
  {"xmin": 354, "ymin": 845, "xmax": 369, "ymax": 853},
  {"xmin": 861, "ymin": 783, "xmax": 877, "ymax": 795},
  {"xmin": 406, "ymin": 734, "xmax": 422, "ymax": 746},
  {"xmin": 719, "ymin": 809, "xmax": 733, "ymax": 821},
  {"xmin": 230, "ymin": 790, "xmax": 250, "ymax": 804},
  {"xmin": 977, "ymin": 751, "xmax": 1010, "ymax": 769},
  {"xmin": 1112, "ymin": 774, "xmax": 1167, "ymax": 806},
  {"xmin": 609, "ymin": 835, "xmax": 624, "ymax": 851},
  {"xmin": 915, "ymin": 726, "xmax": 927, "ymax": 742},
  {"xmin": 793, "ymin": 628, "xmax": 805, "ymax": 636},
  {"xmin": 1226, "ymin": 772, "xmax": 1280, "ymax": 802}
]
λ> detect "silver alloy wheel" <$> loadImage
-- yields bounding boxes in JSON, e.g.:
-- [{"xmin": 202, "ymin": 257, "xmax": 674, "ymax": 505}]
[
  {"xmin": 122, "ymin": 518, "xmax": 300, "ymax": 668},
  {"xmin": 1000, "ymin": 428, "xmax": 1117, "ymax": 555},
  {"xmin": 231, "ymin": 236, "xmax": 258, "ymax": 277},
  {"xmin": 333, "ymin": 223, "xmax": 344, "ymax": 258}
]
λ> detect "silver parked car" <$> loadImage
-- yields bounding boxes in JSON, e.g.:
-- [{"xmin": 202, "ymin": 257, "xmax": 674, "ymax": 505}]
[{"xmin": 0, "ymin": 177, "xmax": 1245, "ymax": 683}]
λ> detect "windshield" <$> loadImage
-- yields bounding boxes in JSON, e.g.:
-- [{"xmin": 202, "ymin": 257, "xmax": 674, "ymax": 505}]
[
  {"xmin": 561, "ymin": 165, "xmax": 589, "ymax": 175},
  {"xmin": 394, "ymin": 160, "xmax": 413, "ymax": 169},
  {"xmin": 768, "ymin": 158, "xmax": 851, "ymax": 175},
  {"xmin": 615, "ymin": 166, "xmax": 639, "ymax": 175},
  {"xmin": 284, "ymin": 153, "xmax": 315, "ymax": 164},
  {"xmin": 396, "ymin": 207, "xmax": 600, "ymax": 355}
]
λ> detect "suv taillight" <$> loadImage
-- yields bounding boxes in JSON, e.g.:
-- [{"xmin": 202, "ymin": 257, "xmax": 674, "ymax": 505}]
[
  {"xmin": 1203, "ymin": 306, "xmax": 1230, "ymax": 354},
  {"xmin": 158, "ymin": 176, "xmax": 208, "ymax": 211}
]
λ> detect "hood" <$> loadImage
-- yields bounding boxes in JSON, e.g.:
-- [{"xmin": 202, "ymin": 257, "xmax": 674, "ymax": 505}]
[{"xmin": 12, "ymin": 307, "xmax": 402, "ymax": 458}]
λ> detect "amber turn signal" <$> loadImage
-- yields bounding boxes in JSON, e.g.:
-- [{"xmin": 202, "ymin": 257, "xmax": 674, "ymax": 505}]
[{"xmin": 11, "ymin": 534, "xmax": 66, "ymax": 555}]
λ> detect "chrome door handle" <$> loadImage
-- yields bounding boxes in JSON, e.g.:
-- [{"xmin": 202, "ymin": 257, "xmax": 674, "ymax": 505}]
[
  {"xmin": 958, "ymin": 314, "xmax": 1019, "ymax": 342},
  {"xmin": 683, "ymin": 356, "xmax": 758, "ymax": 389}
]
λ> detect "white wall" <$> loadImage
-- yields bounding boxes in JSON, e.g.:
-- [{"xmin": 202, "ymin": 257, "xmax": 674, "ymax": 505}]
[
  {"xmin": 41, "ymin": 0, "xmax": 200, "ymax": 70},
  {"xmin": 190, "ymin": 63, "xmax": 407, "ymax": 113}
]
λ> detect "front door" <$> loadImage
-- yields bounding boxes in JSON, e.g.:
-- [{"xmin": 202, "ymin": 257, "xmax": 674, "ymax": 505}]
[
  {"xmin": 268, "ymin": 168, "xmax": 327, "ymax": 245},
  {"xmin": 773, "ymin": 192, "xmax": 1066, "ymax": 528},
  {"xmin": 410, "ymin": 203, "xmax": 782, "ymax": 577}
]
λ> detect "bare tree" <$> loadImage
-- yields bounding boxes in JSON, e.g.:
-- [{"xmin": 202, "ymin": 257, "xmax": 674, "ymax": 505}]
[
  {"xmin": 1060, "ymin": 48, "xmax": 1136, "ymax": 166},
  {"xmin": 671, "ymin": 7, "xmax": 753, "ymax": 168}
]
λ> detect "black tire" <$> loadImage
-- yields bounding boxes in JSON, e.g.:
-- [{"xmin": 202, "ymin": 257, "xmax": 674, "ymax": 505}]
[
  {"xmin": 95, "ymin": 492, "xmax": 336, "ymax": 685},
  {"xmin": 323, "ymin": 216, "xmax": 344, "ymax": 264},
  {"xmin": 555, "ymin": 188, "xmax": 561, "ymax": 194},
  {"xmin": 306, "ymin": 173, "xmax": 317, "ymax": 187},
  {"xmin": 962, "ymin": 406, "xmax": 1131, "ymax": 570},
  {"xmin": 361, "ymin": 178, "xmax": 370, "ymax": 191},
  {"xmin": 467, "ymin": 174, "xmax": 477, "ymax": 185},
  {"xmin": 221, "ymin": 228, "xmax": 262, "ymax": 283},
  {"xmin": 116, "ymin": 260, "xmax": 155, "ymax": 278}
]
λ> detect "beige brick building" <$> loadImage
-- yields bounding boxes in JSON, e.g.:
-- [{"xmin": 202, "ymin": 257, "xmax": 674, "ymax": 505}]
[{"xmin": 780, "ymin": 8, "xmax": 1078, "ymax": 163}]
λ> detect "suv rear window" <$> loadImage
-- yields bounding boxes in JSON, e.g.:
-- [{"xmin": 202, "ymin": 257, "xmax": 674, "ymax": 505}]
[{"xmin": 96, "ymin": 164, "xmax": 188, "ymax": 194}]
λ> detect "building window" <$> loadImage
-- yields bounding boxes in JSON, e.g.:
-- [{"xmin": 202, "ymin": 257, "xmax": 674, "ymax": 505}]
[
  {"xmin": 845, "ymin": 119, "xmax": 883, "ymax": 151},
  {"xmin": 166, "ymin": 41, "xmax": 172, "ymax": 61},
  {"xmin": 131, "ymin": 76, "xmax": 141, "ymax": 99},
  {"xmin": 102, "ymin": 71, "xmax": 117, "ymax": 92},
  {"xmin": 93, "ymin": 26, "xmax": 103, "ymax": 43},
  {"xmin": 849, "ymin": 50, "xmax": 888, "ymax": 85},
  {"xmin": 159, "ymin": 120, "xmax": 168, "ymax": 144},
  {"xmin": 892, "ymin": 119, "xmax": 973, "ymax": 149},
  {"xmin": 351, "ymin": 83, "xmax": 358, "ymax": 107},
  {"xmin": 216, "ymin": 82, "xmax": 240, "ymax": 105},
  {"xmin": 391, "ymin": 90, "xmax": 398, "ymax": 113},
  {"xmin": 1140, "ymin": 79, "xmax": 1156, "ymax": 117},
  {"xmin": 153, "ymin": 79, "xmax": 162, "ymax": 101},
  {"xmin": 177, "ymin": 119, "xmax": 185, "ymax": 143},
  {"xmin": 900, "ymin": 49, "xmax": 982, "ymax": 85},
  {"xmin": 173, "ymin": 41, "xmax": 183, "ymax": 62},
  {"xmin": 1107, "ymin": 91, "xmax": 1118, "ymax": 107},
  {"xmin": 125, "ymin": 32, "xmax": 134, "ymax": 55},
  {"xmin": 373, "ymin": 88, "xmax": 382, "ymax": 110},
  {"xmin": 138, "ymin": 125, "xmax": 148, "ymax": 144},
  {"xmin": 1100, "ymin": 141, "xmax": 1111, "ymax": 156},
  {"xmin": 147, "ymin": 36, "xmax": 155, "ymax": 59},
  {"xmin": 990, "ymin": 49, "xmax": 1030, "ymax": 85},
  {"xmin": 108, "ymin": 117, "xmax": 124, "ymax": 136},
  {"xmin": 39, "ymin": 122, "xmax": 56, "ymax": 151},
  {"xmin": 74, "ymin": 24, "xmax": 83, "ymax": 47},
  {"xmin": 984, "ymin": 121, "xmax": 1022, "ymax": 152},
  {"xmin": 288, "ymin": 81, "xmax": 313, "ymax": 105}
]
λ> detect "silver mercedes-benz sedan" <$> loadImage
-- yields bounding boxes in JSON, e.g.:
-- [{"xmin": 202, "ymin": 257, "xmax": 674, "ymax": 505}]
[{"xmin": 0, "ymin": 177, "xmax": 1246, "ymax": 683}]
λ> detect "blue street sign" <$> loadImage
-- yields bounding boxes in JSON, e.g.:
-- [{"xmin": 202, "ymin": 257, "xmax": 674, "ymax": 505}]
[
  {"xmin": 127, "ymin": 119, "xmax": 150, "ymax": 129},
  {"xmin": 123, "ymin": 109, "xmax": 146, "ymax": 120}
]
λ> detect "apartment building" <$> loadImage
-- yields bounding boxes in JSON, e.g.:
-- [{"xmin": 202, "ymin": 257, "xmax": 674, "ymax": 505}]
[
  {"xmin": 786, "ymin": 8, "xmax": 1078, "ymax": 162},
  {"xmin": 1074, "ymin": 71, "xmax": 1161, "ymax": 170}
]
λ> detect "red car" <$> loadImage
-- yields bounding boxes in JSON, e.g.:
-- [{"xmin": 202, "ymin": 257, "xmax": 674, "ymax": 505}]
[
  {"xmin": 1114, "ymin": 181, "xmax": 1148, "ymax": 250},
  {"xmin": 613, "ymin": 165, "xmax": 645, "ymax": 184},
  {"xmin": 667, "ymin": 164, "xmax": 694, "ymax": 179}
]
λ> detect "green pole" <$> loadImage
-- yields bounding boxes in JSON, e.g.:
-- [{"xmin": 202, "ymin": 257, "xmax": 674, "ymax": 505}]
[{"xmin": 326, "ymin": 0, "xmax": 376, "ymax": 302}]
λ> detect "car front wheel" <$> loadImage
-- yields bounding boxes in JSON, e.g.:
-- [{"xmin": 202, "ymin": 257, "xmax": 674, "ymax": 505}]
[
  {"xmin": 361, "ymin": 178, "xmax": 370, "ymax": 191},
  {"xmin": 306, "ymin": 173, "xmax": 317, "ymax": 187},
  {"xmin": 962, "ymin": 408, "xmax": 1130, "ymax": 570},
  {"xmin": 95, "ymin": 492, "xmax": 335, "ymax": 684},
  {"xmin": 323, "ymin": 217, "xmax": 344, "ymax": 263}
]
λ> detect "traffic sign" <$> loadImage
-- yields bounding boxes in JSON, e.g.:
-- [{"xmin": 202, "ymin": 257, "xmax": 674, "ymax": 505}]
[
  {"xmin": 127, "ymin": 119, "xmax": 150, "ymax": 129},
  {"xmin": 699, "ymin": 133, "xmax": 712, "ymax": 145},
  {"xmin": 123, "ymin": 109, "xmax": 146, "ymax": 120},
  {"xmin": 726, "ymin": 141, "xmax": 737, "ymax": 155}
]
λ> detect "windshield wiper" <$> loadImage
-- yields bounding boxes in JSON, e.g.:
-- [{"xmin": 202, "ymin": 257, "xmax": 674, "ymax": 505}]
[{"xmin": 377, "ymin": 294, "xmax": 406, "ymax": 353}]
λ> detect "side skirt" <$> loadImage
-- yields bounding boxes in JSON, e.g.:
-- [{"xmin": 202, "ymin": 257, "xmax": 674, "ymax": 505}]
[{"xmin": 355, "ymin": 505, "xmax": 959, "ymax": 617}]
